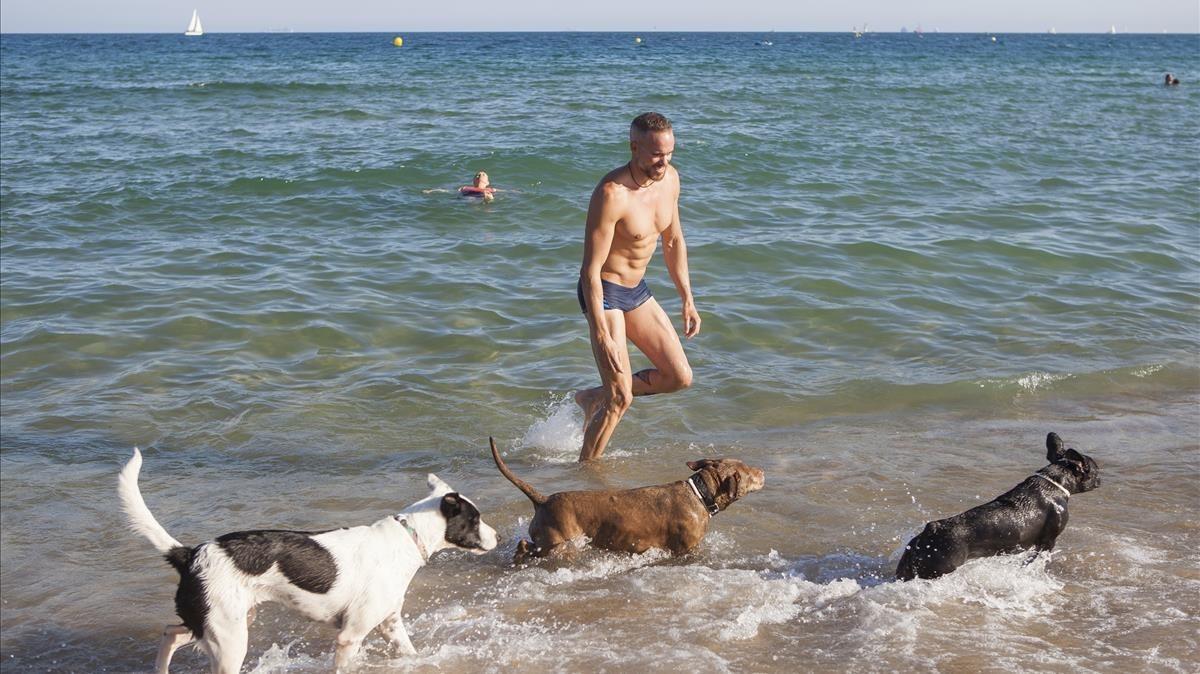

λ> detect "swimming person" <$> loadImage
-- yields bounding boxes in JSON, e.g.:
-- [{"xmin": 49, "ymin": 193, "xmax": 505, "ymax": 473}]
[
  {"xmin": 574, "ymin": 112, "xmax": 700, "ymax": 462},
  {"xmin": 1164, "ymin": 73, "xmax": 1181, "ymax": 86},
  {"xmin": 460, "ymin": 171, "xmax": 497, "ymax": 200}
]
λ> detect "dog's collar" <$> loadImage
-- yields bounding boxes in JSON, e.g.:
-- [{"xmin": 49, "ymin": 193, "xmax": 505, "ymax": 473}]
[
  {"xmin": 1034, "ymin": 473, "xmax": 1071, "ymax": 498},
  {"xmin": 394, "ymin": 516, "xmax": 429, "ymax": 562},
  {"xmin": 687, "ymin": 473, "xmax": 720, "ymax": 517}
]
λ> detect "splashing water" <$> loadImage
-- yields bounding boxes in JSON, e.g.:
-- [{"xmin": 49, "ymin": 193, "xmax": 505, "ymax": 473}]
[{"xmin": 520, "ymin": 394, "xmax": 584, "ymax": 460}]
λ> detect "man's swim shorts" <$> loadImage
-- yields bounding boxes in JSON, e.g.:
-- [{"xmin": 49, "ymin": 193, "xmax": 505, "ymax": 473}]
[{"xmin": 577, "ymin": 278, "xmax": 653, "ymax": 313}]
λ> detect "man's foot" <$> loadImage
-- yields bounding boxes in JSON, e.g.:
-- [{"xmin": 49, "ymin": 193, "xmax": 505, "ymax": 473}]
[{"xmin": 574, "ymin": 389, "xmax": 602, "ymax": 428}]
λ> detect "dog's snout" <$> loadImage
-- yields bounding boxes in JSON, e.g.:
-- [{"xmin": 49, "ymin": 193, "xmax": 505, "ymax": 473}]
[{"xmin": 476, "ymin": 524, "xmax": 500, "ymax": 553}]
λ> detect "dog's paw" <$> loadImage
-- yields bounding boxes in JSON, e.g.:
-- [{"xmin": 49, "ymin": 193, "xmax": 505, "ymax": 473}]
[{"xmin": 512, "ymin": 539, "xmax": 534, "ymax": 566}]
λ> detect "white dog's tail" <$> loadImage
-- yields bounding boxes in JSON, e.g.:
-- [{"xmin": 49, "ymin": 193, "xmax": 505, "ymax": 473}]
[{"xmin": 117, "ymin": 448, "xmax": 184, "ymax": 553}]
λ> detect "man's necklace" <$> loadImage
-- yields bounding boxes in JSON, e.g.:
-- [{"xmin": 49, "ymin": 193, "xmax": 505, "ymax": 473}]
[{"xmin": 628, "ymin": 162, "xmax": 654, "ymax": 189}]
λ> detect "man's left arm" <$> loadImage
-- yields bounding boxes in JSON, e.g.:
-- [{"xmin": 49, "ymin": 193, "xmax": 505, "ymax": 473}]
[{"xmin": 662, "ymin": 177, "xmax": 701, "ymax": 338}]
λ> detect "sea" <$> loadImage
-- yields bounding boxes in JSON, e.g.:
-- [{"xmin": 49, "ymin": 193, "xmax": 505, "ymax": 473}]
[{"xmin": 1, "ymin": 31, "xmax": 1197, "ymax": 673}]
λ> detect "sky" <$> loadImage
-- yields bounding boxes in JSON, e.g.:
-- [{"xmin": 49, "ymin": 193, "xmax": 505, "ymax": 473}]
[{"xmin": 1, "ymin": 0, "xmax": 1198, "ymax": 34}]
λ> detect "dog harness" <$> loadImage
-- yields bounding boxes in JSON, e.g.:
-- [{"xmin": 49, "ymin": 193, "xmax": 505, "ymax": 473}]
[
  {"xmin": 1033, "ymin": 473, "xmax": 1071, "ymax": 498},
  {"xmin": 687, "ymin": 474, "xmax": 720, "ymax": 517},
  {"xmin": 394, "ymin": 516, "xmax": 429, "ymax": 562}
]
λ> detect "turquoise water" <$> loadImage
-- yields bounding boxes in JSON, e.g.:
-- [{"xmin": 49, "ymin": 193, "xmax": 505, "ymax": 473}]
[{"xmin": 1, "ymin": 32, "xmax": 1198, "ymax": 672}]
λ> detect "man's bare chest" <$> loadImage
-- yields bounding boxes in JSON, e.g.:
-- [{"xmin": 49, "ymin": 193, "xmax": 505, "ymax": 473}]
[{"xmin": 617, "ymin": 198, "xmax": 671, "ymax": 244}]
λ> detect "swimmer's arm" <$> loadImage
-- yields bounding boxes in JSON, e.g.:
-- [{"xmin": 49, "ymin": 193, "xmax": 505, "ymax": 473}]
[
  {"xmin": 581, "ymin": 182, "xmax": 625, "ymax": 371},
  {"xmin": 662, "ymin": 180, "xmax": 700, "ymax": 338}
]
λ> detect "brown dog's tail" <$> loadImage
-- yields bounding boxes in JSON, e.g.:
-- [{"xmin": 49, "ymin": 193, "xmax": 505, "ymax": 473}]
[{"xmin": 490, "ymin": 437, "xmax": 546, "ymax": 505}]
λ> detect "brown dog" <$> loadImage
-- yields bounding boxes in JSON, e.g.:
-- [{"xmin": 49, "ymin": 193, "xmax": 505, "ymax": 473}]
[{"xmin": 489, "ymin": 438, "xmax": 764, "ymax": 562}]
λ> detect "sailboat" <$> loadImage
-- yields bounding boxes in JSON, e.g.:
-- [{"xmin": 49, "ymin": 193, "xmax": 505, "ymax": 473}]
[
  {"xmin": 185, "ymin": 9, "xmax": 203, "ymax": 36},
  {"xmin": 1109, "ymin": 25, "xmax": 1117, "ymax": 35}
]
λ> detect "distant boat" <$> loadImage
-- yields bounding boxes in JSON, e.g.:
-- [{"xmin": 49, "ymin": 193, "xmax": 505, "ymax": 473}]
[
  {"xmin": 1109, "ymin": 25, "xmax": 1117, "ymax": 35},
  {"xmin": 185, "ymin": 9, "xmax": 203, "ymax": 36},
  {"xmin": 1049, "ymin": 27, "xmax": 1057, "ymax": 34}
]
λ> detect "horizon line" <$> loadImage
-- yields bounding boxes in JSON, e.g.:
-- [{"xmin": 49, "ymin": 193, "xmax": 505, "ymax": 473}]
[{"xmin": 3, "ymin": 29, "xmax": 1198, "ymax": 35}]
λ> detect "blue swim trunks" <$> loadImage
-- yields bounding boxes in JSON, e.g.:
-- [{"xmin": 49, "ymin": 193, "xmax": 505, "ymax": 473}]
[{"xmin": 577, "ymin": 278, "xmax": 653, "ymax": 313}]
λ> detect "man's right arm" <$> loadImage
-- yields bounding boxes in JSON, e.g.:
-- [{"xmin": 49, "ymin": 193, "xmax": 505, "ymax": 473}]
[{"xmin": 580, "ymin": 182, "xmax": 624, "ymax": 374}]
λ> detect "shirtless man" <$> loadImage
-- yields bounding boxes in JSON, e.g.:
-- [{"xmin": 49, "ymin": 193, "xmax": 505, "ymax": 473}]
[
  {"xmin": 459, "ymin": 171, "xmax": 496, "ymax": 201},
  {"xmin": 574, "ymin": 112, "xmax": 700, "ymax": 461}
]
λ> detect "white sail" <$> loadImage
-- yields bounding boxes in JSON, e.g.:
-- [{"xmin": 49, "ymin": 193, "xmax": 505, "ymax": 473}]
[{"xmin": 185, "ymin": 10, "xmax": 203, "ymax": 36}]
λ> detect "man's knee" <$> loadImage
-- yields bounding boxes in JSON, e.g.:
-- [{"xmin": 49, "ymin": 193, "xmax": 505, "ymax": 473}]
[
  {"xmin": 675, "ymin": 366, "xmax": 694, "ymax": 391},
  {"xmin": 663, "ymin": 366, "xmax": 693, "ymax": 393}
]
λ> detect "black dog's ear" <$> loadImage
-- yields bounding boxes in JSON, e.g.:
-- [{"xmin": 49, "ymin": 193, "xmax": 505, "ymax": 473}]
[
  {"xmin": 1062, "ymin": 448, "xmax": 1087, "ymax": 474},
  {"xmin": 1046, "ymin": 433, "xmax": 1065, "ymax": 462},
  {"xmin": 439, "ymin": 492, "xmax": 463, "ymax": 518}
]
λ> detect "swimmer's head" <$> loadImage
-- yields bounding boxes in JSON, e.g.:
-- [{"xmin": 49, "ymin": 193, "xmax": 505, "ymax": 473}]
[
  {"xmin": 473, "ymin": 171, "xmax": 490, "ymax": 188},
  {"xmin": 629, "ymin": 112, "xmax": 674, "ymax": 184}
]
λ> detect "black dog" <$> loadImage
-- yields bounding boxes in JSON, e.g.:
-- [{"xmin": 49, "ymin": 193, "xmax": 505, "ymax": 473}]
[{"xmin": 896, "ymin": 432, "xmax": 1100, "ymax": 581}]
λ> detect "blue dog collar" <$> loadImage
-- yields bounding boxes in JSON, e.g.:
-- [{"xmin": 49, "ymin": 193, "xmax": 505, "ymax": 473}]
[{"xmin": 394, "ymin": 516, "xmax": 429, "ymax": 562}]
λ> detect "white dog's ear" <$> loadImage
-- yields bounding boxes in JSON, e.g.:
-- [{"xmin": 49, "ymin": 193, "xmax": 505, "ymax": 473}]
[{"xmin": 427, "ymin": 473, "xmax": 453, "ymax": 496}]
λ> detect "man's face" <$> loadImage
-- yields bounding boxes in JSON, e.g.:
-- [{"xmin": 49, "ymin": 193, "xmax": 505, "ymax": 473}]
[
  {"xmin": 474, "ymin": 171, "xmax": 489, "ymax": 188},
  {"xmin": 630, "ymin": 130, "xmax": 674, "ymax": 182}
]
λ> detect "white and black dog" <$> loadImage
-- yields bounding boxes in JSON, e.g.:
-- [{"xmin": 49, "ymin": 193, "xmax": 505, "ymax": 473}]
[{"xmin": 118, "ymin": 448, "xmax": 499, "ymax": 673}]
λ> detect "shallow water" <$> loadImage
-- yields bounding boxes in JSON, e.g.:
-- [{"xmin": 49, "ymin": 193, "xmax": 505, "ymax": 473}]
[{"xmin": 1, "ymin": 32, "xmax": 1198, "ymax": 672}]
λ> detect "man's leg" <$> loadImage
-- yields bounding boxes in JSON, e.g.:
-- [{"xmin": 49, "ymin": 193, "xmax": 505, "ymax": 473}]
[
  {"xmin": 623, "ymin": 297, "xmax": 693, "ymax": 396},
  {"xmin": 579, "ymin": 309, "xmax": 633, "ymax": 461}
]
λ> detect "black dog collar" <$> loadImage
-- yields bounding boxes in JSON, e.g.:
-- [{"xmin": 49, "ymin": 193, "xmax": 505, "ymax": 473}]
[{"xmin": 687, "ymin": 473, "xmax": 720, "ymax": 517}]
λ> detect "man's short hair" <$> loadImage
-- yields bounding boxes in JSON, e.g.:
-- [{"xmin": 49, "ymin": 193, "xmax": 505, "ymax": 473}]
[{"xmin": 630, "ymin": 112, "xmax": 672, "ymax": 135}]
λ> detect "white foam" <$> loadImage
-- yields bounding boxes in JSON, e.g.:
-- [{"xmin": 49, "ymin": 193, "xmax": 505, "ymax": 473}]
[
  {"xmin": 509, "ymin": 544, "xmax": 673, "ymax": 590},
  {"xmin": 238, "ymin": 548, "xmax": 1131, "ymax": 672},
  {"xmin": 869, "ymin": 553, "xmax": 1062, "ymax": 611},
  {"xmin": 246, "ymin": 641, "xmax": 326, "ymax": 673},
  {"xmin": 717, "ymin": 575, "xmax": 805, "ymax": 641},
  {"xmin": 519, "ymin": 394, "xmax": 583, "ymax": 461},
  {"xmin": 1099, "ymin": 533, "xmax": 1168, "ymax": 570},
  {"xmin": 1015, "ymin": 371, "xmax": 1072, "ymax": 392},
  {"xmin": 976, "ymin": 370, "xmax": 1073, "ymax": 393}
]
